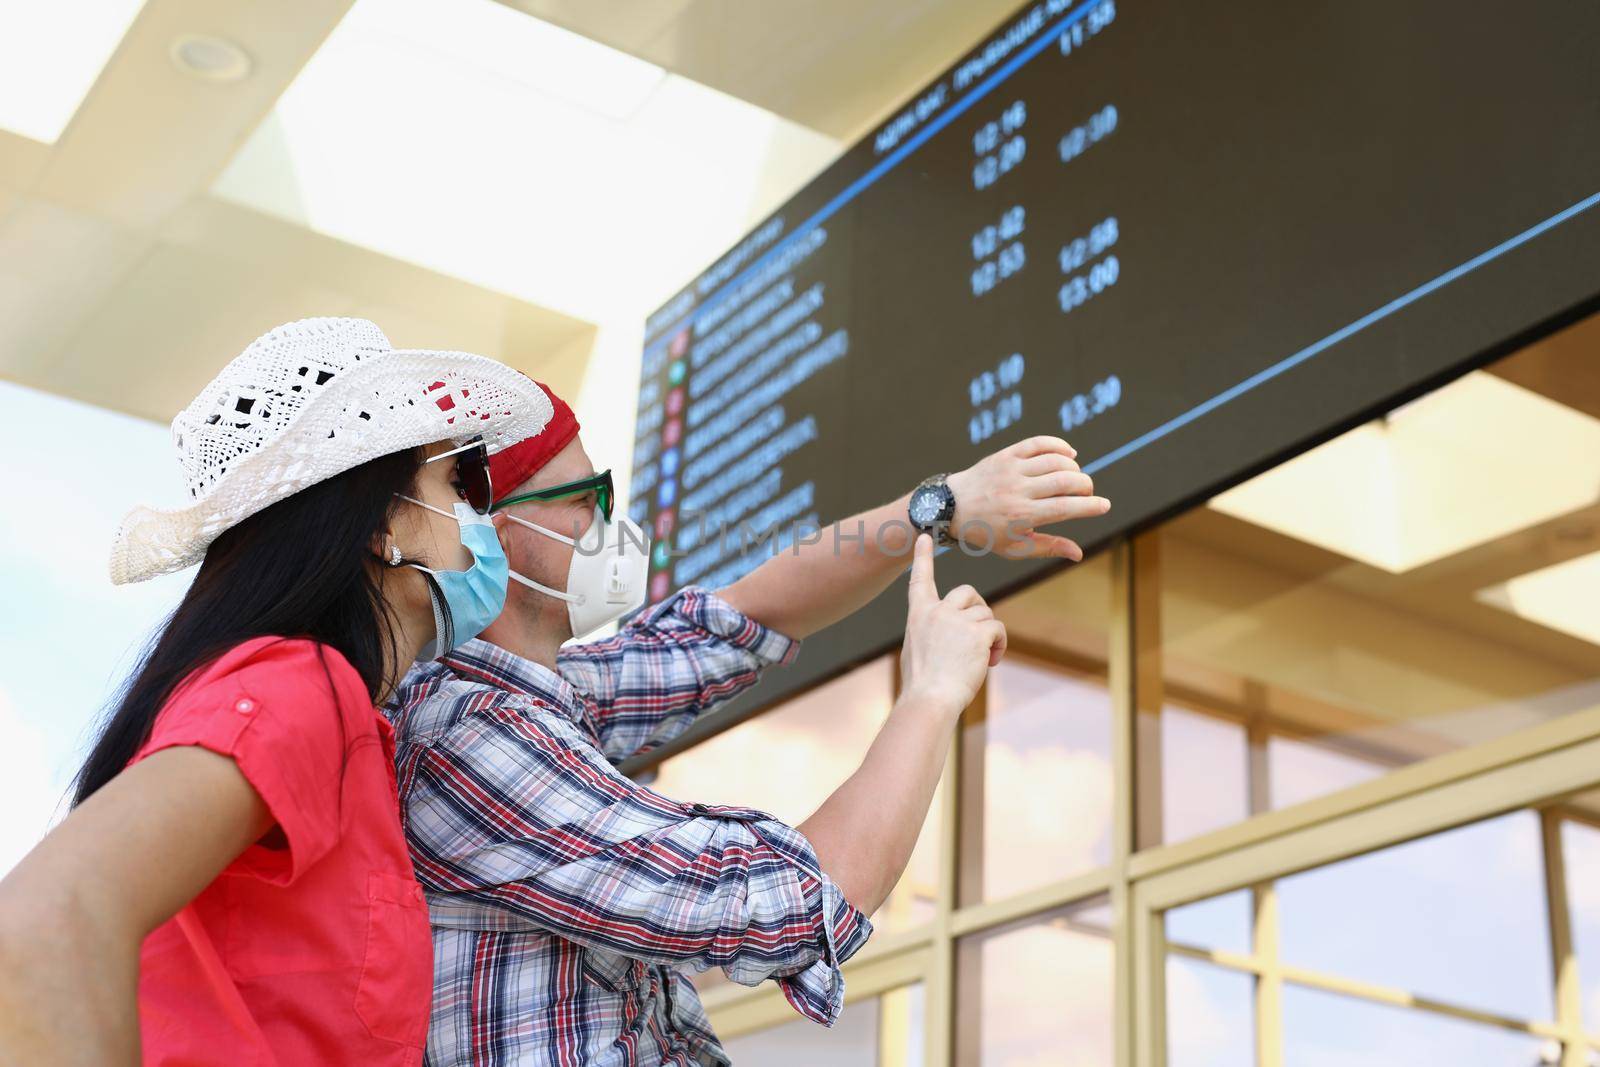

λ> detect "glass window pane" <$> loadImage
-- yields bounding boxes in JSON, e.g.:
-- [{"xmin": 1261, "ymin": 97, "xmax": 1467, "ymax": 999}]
[
  {"xmin": 961, "ymin": 653, "xmax": 1112, "ymax": 904},
  {"xmin": 879, "ymin": 983, "xmax": 926, "ymax": 1067},
  {"xmin": 1266, "ymin": 735, "xmax": 1383, "ymax": 811},
  {"xmin": 647, "ymin": 656, "xmax": 938, "ymax": 933},
  {"xmin": 1148, "ymin": 318, "xmax": 1600, "ymax": 847},
  {"xmin": 1277, "ymin": 812, "xmax": 1553, "ymax": 1022},
  {"xmin": 990, "ymin": 550, "xmax": 1112, "ymax": 668},
  {"xmin": 720, "ymin": 984, "xmax": 922, "ymax": 1067},
  {"xmin": 1560, "ymin": 803, "xmax": 1600, "ymax": 1033},
  {"xmin": 1281, "ymin": 982, "xmax": 1550, "ymax": 1066},
  {"xmin": 1165, "ymin": 956, "xmax": 1253, "ymax": 1067},
  {"xmin": 0, "ymin": 383, "xmax": 191, "ymax": 876},
  {"xmin": 956, "ymin": 896, "xmax": 1112, "ymax": 1066},
  {"xmin": 960, "ymin": 552, "xmax": 1110, "ymax": 905},
  {"xmin": 1160, "ymin": 705, "xmax": 1248, "ymax": 844},
  {"xmin": 1166, "ymin": 889, "xmax": 1252, "ymax": 957}
]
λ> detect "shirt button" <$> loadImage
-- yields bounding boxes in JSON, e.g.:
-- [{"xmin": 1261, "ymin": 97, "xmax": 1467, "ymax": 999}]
[
  {"xmin": 234, "ymin": 699, "xmax": 255, "ymax": 714},
  {"xmin": 689, "ymin": 803, "xmax": 710, "ymax": 814},
  {"xmin": 413, "ymin": 886, "xmax": 426, "ymax": 904}
]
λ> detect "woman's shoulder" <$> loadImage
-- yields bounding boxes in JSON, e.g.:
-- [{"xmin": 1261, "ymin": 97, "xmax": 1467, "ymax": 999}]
[
  {"xmin": 168, "ymin": 636, "xmax": 372, "ymax": 721},
  {"xmin": 129, "ymin": 637, "xmax": 378, "ymax": 782}
]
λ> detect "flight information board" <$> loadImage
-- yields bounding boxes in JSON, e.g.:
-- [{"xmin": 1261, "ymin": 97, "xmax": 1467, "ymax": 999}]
[{"xmin": 625, "ymin": 0, "xmax": 1600, "ymax": 759}]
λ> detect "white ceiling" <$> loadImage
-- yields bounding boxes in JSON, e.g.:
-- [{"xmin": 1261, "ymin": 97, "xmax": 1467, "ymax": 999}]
[
  {"xmin": 210, "ymin": 0, "xmax": 845, "ymax": 327},
  {"xmin": 0, "ymin": 0, "xmax": 1029, "ymax": 425},
  {"xmin": 495, "ymin": 0, "xmax": 1028, "ymax": 141}
]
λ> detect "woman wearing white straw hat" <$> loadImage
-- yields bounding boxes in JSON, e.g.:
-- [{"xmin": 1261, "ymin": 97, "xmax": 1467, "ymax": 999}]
[{"xmin": 0, "ymin": 318, "xmax": 550, "ymax": 1065}]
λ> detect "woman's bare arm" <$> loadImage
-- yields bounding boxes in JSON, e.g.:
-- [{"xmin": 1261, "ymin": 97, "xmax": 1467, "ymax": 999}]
[{"xmin": 0, "ymin": 748, "xmax": 272, "ymax": 1066}]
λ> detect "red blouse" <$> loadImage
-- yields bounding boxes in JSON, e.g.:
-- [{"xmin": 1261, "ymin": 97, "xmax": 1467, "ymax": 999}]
[{"xmin": 131, "ymin": 637, "xmax": 431, "ymax": 1065}]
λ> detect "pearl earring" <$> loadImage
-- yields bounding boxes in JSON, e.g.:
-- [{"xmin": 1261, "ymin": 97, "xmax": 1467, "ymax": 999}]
[{"xmin": 389, "ymin": 545, "xmax": 402, "ymax": 566}]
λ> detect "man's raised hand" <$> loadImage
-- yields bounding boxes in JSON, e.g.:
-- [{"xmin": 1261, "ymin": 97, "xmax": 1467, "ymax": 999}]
[
  {"xmin": 899, "ymin": 534, "xmax": 1007, "ymax": 716},
  {"xmin": 944, "ymin": 435, "xmax": 1111, "ymax": 560}
]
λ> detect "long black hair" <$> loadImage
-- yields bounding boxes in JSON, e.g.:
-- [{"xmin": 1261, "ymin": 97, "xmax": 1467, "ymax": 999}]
[{"xmin": 72, "ymin": 447, "xmax": 424, "ymax": 807}]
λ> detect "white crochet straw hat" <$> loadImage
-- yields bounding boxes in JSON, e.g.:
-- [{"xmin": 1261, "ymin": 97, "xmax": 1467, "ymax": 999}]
[{"xmin": 110, "ymin": 316, "xmax": 554, "ymax": 585}]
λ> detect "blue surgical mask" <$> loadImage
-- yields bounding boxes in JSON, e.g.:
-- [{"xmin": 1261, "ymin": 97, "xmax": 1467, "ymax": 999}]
[{"xmin": 396, "ymin": 497, "xmax": 508, "ymax": 660}]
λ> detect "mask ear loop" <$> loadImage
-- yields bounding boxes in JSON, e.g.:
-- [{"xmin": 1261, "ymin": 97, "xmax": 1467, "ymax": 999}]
[
  {"xmin": 507, "ymin": 569, "xmax": 581, "ymax": 604},
  {"xmin": 394, "ymin": 494, "xmax": 488, "ymax": 573},
  {"xmin": 503, "ymin": 512, "xmax": 576, "ymax": 546},
  {"xmin": 397, "ymin": 493, "xmax": 482, "ymax": 524},
  {"xmin": 386, "ymin": 497, "xmax": 463, "ymax": 655},
  {"xmin": 499, "ymin": 510, "xmax": 588, "ymax": 606}
]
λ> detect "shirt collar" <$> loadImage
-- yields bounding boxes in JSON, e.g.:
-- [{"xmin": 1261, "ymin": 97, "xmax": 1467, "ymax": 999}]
[{"xmin": 438, "ymin": 638, "xmax": 585, "ymax": 721}]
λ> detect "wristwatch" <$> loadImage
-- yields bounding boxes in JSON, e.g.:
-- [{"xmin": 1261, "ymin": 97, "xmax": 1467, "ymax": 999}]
[{"xmin": 908, "ymin": 473, "xmax": 959, "ymax": 546}]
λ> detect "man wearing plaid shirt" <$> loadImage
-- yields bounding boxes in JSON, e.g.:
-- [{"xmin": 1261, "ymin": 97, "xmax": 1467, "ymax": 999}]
[{"xmin": 387, "ymin": 383, "xmax": 1109, "ymax": 1065}]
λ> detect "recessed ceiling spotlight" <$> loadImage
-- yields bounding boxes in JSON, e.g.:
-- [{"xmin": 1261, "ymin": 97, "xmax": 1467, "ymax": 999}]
[{"xmin": 170, "ymin": 33, "xmax": 252, "ymax": 83}]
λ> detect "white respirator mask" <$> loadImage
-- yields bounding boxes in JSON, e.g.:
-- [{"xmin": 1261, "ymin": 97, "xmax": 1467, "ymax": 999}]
[{"xmin": 500, "ymin": 505, "xmax": 650, "ymax": 638}]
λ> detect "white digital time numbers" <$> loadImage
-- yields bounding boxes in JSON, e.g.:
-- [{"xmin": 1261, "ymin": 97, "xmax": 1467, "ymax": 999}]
[
  {"xmin": 971, "ymin": 205, "xmax": 1027, "ymax": 297},
  {"xmin": 1059, "ymin": 104, "xmax": 1118, "ymax": 166},
  {"xmin": 969, "ymin": 352, "xmax": 1026, "ymax": 445},
  {"xmin": 1059, "ymin": 374, "xmax": 1122, "ymax": 433},
  {"xmin": 1059, "ymin": 216, "xmax": 1120, "ymax": 314},
  {"xmin": 973, "ymin": 100, "xmax": 1027, "ymax": 191}
]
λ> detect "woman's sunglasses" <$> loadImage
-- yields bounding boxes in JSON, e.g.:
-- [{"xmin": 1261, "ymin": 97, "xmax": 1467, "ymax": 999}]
[
  {"xmin": 491, "ymin": 468, "xmax": 614, "ymax": 522},
  {"xmin": 425, "ymin": 437, "xmax": 494, "ymax": 515}
]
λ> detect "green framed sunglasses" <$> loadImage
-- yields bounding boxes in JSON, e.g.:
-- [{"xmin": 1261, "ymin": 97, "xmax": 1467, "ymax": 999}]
[{"xmin": 492, "ymin": 468, "xmax": 614, "ymax": 521}]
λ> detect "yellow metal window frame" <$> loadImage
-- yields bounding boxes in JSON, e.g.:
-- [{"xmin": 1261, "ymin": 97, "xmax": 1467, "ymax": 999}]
[{"xmin": 661, "ymin": 535, "xmax": 1600, "ymax": 1065}]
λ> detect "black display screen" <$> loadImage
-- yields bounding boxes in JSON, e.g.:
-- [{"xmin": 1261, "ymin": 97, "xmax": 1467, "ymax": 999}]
[{"xmin": 625, "ymin": 0, "xmax": 1600, "ymax": 762}]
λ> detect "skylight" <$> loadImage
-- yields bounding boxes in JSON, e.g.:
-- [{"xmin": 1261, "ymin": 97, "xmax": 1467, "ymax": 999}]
[
  {"xmin": 1208, "ymin": 372, "xmax": 1600, "ymax": 573},
  {"xmin": 212, "ymin": 0, "xmax": 839, "ymax": 325},
  {"xmin": 1477, "ymin": 551, "xmax": 1600, "ymax": 647},
  {"xmin": 0, "ymin": 0, "xmax": 148, "ymax": 144}
]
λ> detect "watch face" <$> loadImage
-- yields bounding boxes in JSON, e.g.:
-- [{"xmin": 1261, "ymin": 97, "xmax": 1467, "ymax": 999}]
[{"xmin": 915, "ymin": 486, "xmax": 947, "ymax": 527}]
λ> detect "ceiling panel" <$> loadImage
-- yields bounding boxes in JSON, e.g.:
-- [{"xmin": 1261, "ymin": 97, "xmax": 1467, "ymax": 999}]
[{"xmin": 497, "ymin": 0, "xmax": 1028, "ymax": 141}]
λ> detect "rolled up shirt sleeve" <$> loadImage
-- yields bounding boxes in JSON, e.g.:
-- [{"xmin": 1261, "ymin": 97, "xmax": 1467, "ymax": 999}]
[
  {"xmin": 403, "ymin": 693, "xmax": 871, "ymax": 1025},
  {"xmin": 557, "ymin": 585, "xmax": 799, "ymax": 764},
  {"xmin": 736, "ymin": 825, "xmax": 874, "ymax": 1023},
  {"xmin": 129, "ymin": 637, "xmax": 355, "ymax": 886}
]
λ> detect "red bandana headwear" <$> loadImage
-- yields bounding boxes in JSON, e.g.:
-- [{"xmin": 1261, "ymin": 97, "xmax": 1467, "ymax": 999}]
[{"xmin": 488, "ymin": 380, "xmax": 580, "ymax": 505}]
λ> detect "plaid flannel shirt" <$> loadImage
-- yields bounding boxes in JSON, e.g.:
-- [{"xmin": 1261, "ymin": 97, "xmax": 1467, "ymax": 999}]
[{"xmin": 385, "ymin": 586, "xmax": 874, "ymax": 1066}]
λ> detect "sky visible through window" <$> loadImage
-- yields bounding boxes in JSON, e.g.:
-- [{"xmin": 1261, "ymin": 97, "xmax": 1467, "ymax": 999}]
[{"xmin": 0, "ymin": 382, "xmax": 191, "ymax": 874}]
